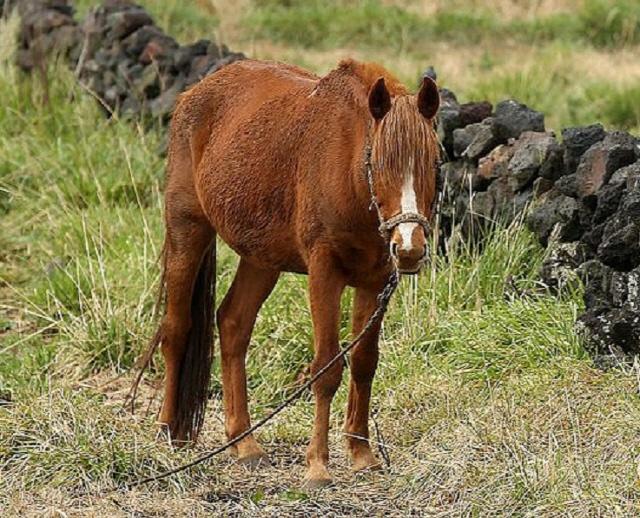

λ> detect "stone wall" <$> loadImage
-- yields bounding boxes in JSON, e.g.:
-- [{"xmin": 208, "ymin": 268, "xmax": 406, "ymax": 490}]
[
  {"xmin": 436, "ymin": 80, "xmax": 640, "ymax": 359},
  {"xmin": 6, "ymin": 0, "xmax": 640, "ymax": 360},
  {"xmin": 8, "ymin": 0, "xmax": 244, "ymax": 120}
]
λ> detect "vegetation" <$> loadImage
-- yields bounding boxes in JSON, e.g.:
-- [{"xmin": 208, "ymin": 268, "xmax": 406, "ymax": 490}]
[{"xmin": 2, "ymin": 1, "xmax": 640, "ymax": 515}]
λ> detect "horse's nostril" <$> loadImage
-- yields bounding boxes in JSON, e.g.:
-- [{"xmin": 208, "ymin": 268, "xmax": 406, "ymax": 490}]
[{"xmin": 390, "ymin": 242, "xmax": 398, "ymax": 258}]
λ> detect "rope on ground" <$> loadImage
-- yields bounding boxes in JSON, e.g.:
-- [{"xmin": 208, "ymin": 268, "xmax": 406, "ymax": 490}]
[{"xmin": 115, "ymin": 268, "xmax": 400, "ymax": 492}]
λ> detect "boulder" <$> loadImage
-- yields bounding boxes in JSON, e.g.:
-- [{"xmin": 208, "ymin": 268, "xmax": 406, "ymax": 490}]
[
  {"xmin": 526, "ymin": 191, "xmax": 580, "ymax": 245},
  {"xmin": 574, "ymin": 131, "xmax": 639, "ymax": 198},
  {"xmin": 562, "ymin": 124, "xmax": 606, "ymax": 175},
  {"xmin": 555, "ymin": 173, "xmax": 579, "ymax": 198},
  {"xmin": 540, "ymin": 241, "xmax": 587, "ymax": 290},
  {"xmin": 539, "ymin": 140, "xmax": 566, "ymax": 181},
  {"xmin": 598, "ymin": 222, "xmax": 640, "ymax": 271},
  {"xmin": 506, "ymin": 131, "xmax": 556, "ymax": 192},
  {"xmin": 464, "ymin": 118, "xmax": 499, "ymax": 160},
  {"xmin": 609, "ymin": 160, "xmax": 640, "ymax": 186},
  {"xmin": 458, "ymin": 101, "xmax": 492, "ymax": 127},
  {"xmin": 492, "ymin": 99, "xmax": 545, "ymax": 142},
  {"xmin": 578, "ymin": 306, "xmax": 640, "ymax": 356},
  {"xmin": 477, "ymin": 144, "xmax": 514, "ymax": 183},
  {"xmin": 592, "ymin": 181, "xmax": 625, "ymax": 224},
  {"xmin": 105, "ymin": 8, "xmax": 153, "ymax": 41}
]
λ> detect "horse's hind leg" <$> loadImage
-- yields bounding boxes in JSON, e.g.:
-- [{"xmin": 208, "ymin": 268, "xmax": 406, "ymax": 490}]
[
  {"xmin": 158, "ymin": 135, "xmax": 214, "ymax": 442},
  {"xmin": 345, "ymin": 286, "xmax": 383, "ymax": 472},
  {"xmin": 159, "ymin": 211, "xmax": 214, "ymax": 441},
  {"xmin": 217, "ymin": 258, "xmax": 279, "ymax": 466}
]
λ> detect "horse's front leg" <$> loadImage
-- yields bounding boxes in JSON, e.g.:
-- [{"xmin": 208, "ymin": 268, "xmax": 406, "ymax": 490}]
[
  {"xmin": 345, "ymin": 286, "xmax": 383, "ymax": 472},
  {"xmin": 304, "ymin": 248, "xmax": 346, "ymax": 489}
]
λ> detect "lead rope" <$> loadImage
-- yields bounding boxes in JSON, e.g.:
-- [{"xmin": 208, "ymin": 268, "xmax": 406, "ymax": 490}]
[
  {"xmin": 112, "ymin": 269, "xmax": 399, "ymax": 491},
  {"xmin": 102, "ymin": 129, "xmax": 444, "ymax": 493}
]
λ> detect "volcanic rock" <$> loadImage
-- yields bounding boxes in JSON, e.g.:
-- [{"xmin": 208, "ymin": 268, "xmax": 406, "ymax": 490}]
[
  {"xmin": 562, "ymin": 124, "xmax": 606, "ymax": 175},
  {"xmin": 492, "ymin": 100, "xmax": 545, "ymax": 142}
]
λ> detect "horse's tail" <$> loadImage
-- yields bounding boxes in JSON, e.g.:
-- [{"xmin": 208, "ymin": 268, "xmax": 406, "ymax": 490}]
[
  {"xmin": 173, "ymin": 235, "xmax": 216, "ymax": 442},
  {"xmin": 129, "ymin": 234, "xmax": 217, "ymax": 443}
]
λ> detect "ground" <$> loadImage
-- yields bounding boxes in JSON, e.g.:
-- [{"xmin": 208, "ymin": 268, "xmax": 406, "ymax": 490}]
[{"xmin": 2, "ymin": 1, "xmax": 640, "ymax": 516}]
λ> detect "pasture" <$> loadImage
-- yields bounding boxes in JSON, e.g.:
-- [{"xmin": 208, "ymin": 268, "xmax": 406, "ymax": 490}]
[{"xmin": 2, "ymin": 0, "xmax": 640, "ymax": 515}]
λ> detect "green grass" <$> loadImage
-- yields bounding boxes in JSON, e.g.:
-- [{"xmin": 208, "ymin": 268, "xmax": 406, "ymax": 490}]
[
  {"xmin": 245, "ymin": 0, "xmax": 640, "ymax": 51},
  {"xmin": 2, "ymin": 4, "xmax": 640, "ymax": 515}
]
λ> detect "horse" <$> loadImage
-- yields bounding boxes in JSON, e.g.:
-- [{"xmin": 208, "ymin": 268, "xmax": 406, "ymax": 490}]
[{"xmin": 144, "ymin": 58, "xmax": 440, "ymax": 488}]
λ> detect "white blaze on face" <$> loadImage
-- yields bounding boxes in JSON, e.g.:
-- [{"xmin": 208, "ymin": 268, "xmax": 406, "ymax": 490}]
[{"xmin": 398, "ymin": 173, "xmax": 418, "ymax": 251}]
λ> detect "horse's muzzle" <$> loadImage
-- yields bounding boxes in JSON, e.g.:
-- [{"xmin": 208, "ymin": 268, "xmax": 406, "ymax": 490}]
[{"xmin": 390, "ymin": 241, "xmax": 428, "ymax": 274}]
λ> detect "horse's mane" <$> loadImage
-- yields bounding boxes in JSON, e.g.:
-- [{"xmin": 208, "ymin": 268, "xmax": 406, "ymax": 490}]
[
  {"xmin": 335, "ymin": 58, "xmax": 408, "ymax": 96},
  {"xmin": 317, "ymin": 59, "xmax": 439, "ymax": 205}
]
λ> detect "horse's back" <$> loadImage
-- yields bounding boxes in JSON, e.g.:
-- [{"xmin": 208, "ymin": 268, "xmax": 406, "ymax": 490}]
[{"xmin": 173, "ymin": 59, "xmax": 317, "ymax": 138}]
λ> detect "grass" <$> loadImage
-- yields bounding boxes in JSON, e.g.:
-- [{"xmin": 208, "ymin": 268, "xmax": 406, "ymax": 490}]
[
  {"xmin": 244, "ymin": 0, "xmax": 640, "ymax": 51},
  {"xmin": 2, "ymin": 1, "xmax": 640, "ymax": 515}
]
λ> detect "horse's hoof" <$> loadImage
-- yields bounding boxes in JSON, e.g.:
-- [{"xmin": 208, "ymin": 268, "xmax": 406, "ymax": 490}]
[
  {"xmin": 302, "ymin": 476, "xmax": 333, "ymax": 491},
  {"xmin": 237, "ymin": 451, "xmax": 270, "ymax": 470},
  {"xmin": 352, "ymin": 453, "xmax": 383, "ymax": 473},
  {"xmin": 302, "ymin": 464, "xmax": 333, "ymax": 490}
]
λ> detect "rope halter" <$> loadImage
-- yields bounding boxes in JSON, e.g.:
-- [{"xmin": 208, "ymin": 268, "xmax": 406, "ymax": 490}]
[{"xmin": 363, "ymin": 142, "xmax": 434, "ymax": 241}]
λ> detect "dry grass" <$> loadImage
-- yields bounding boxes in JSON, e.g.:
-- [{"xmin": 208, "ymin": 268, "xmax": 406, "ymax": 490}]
[{"xmin": 386, "ymin": 0, "xmax": 581, "ymax": 20}]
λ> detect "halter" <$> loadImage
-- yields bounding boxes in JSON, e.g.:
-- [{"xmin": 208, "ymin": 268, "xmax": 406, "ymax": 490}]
[{"xmin": 363, "ymin": 135, "xmax": 442, "ymax": 241}]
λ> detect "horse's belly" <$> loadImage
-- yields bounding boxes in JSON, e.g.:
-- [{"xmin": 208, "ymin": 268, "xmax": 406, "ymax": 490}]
[{"xmin": 198, "ymin": 170, "xmax": 305, "ymax": 272}]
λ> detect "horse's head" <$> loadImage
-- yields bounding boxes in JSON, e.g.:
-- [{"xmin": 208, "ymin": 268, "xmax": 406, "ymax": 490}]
[{"xmin": 367, "ymin": 75, "xmax": 440, "ymax": 274}]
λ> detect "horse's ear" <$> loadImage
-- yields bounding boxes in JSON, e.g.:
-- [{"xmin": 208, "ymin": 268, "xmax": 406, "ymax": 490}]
[
  {"xmin": 417, "ymin": 76, "xmax": 440, "ymax": 120},
  {"xmin": 368, "ymin": 77, "xmax": 391, "ymax": 121}
]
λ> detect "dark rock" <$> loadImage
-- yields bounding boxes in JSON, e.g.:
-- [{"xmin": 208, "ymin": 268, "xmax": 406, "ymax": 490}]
[
  {"xmin": 598, "ymin": 222, "xmax": 640, "ymax": 271},
  {"xmin": 174, "ymin": 39, "xmax": 210, "ymax": 72},
  {"xmin": 458, "ymin": 101, "xmax": 492, "ymax": 127},
  {"xmin": 506, "ymin": 131, "xmax": 556, "ymax": 191},
  {"xmin": 121, "ymin": 24, "xmax": 165, "ymax": 57},
  {"xmin": 437, "ymin": 106, "xmax": 461, "ymax": 158},
  {"xmin": 574, "ymin": 131, "xmax": 638, "ymax": 198},
  {"xmin": 609, "ymin": 160, "xmax": 640, "ymax": 186},
  {"xmin": 581, "ymin": 222, "xmax": 606, "ymax": 255},
  {"xmin": 577, "ymin": 259, "xmax": 614, "ymax": 309},
  {"xmin": 132, "ymin": 64, "xmax": 160, "ymax": 98},
  {"xmin": 593, "ymin": 181, "xmax": 625, "ymax": 224},
  {"xmin": 139, "ymin": 34, "xmax": 178, "ymax": 66},
  {"xmin": 149, "ymin": 75, "xmax": 185, "ymax": 119},
  {"xmin": 452, "ymin": 124, "xmax": 475, "ymax": 158},
  {"xmin": 526, "ymin": 192, "xmax": 580, "ymax": 245},
  {"xmin": 533, "ymin": 177, "xmax": 554, "ymax": 197},
  {"xmin": 437, "ymin": 99, "xmax": 490, "ymax": 158},
  {"xmin": 562, "ymin": 124, "xmax": 606, "ymax": 175},
  {"xmin": 539, "ymin": 141, "xmax": 565, "ymax": 181},
  {"xmin": 578, "ymin": 306, "xmax": 640, "ymax": 356},
  {"xmin": 463, "ymin": 118, "xmax": 499, "ymax": 160},
  {"xmin": 441, "ymin": 160, "xmax": 477, "ymax": 193},
  {"xmin": 492, "ymin": 99, "xmax": 545, "ymax": 142},
  {"xmin": 106, "ymin": 8, "xmax": 153, "ymax": 41},
  {"xmin": 611, "ymin": 267, "xmax": 640, "ymax": 309},
  {"xmin": 438, "ymin": 88, "xmax": 458, "ymax": 105},
  {"xmin": 555, "ymin": 173, "xmax": 579, "ymax": 198}
]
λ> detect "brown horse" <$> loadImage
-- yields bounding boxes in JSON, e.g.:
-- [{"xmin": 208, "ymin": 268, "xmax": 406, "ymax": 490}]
[{"xmin": 148, "ymin": 58, "xmax": 440, "ymax": 488}]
